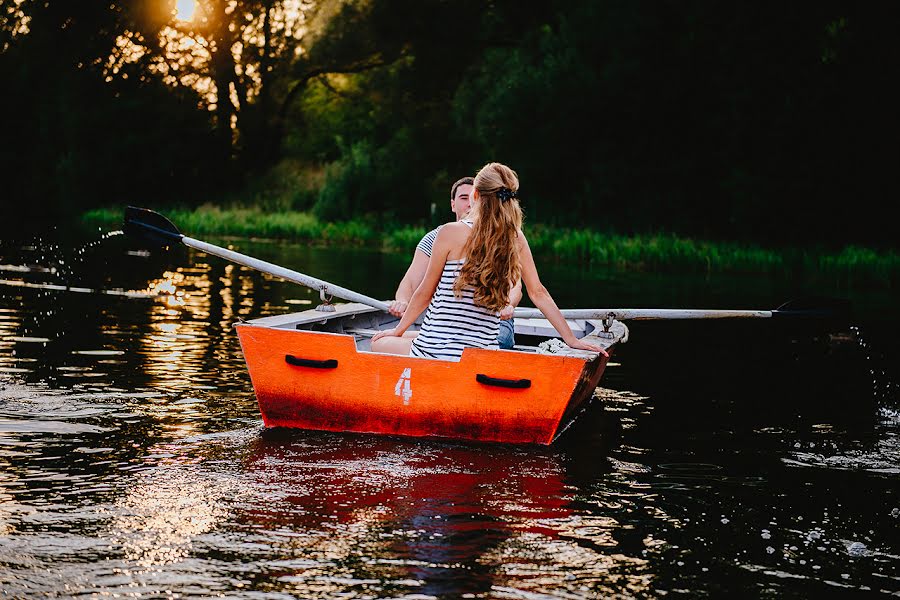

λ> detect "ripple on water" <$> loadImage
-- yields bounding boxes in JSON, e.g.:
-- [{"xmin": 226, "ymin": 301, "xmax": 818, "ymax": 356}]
[
  {"xmin": 784, "ymin": 444, "xmax": 900, "ymax": 475},
  {"xmin": 0, "ymin": 419, "xmax": 110, "ymax": 434}
]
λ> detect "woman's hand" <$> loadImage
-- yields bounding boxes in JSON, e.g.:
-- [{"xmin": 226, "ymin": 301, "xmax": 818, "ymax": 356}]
[
  {"xmin": 566, "ymin": 338, "xmax": 609, "ymax": 357},
  {"xmin": 372, "ymin": 327, "xmax": 402, "ymax": 343},
  {"xmin": 499, "ymin": 304, "xmax": 515, "ymax": 320}
]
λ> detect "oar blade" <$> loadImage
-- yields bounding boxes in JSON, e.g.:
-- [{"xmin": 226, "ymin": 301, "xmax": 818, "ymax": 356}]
[
  {"xmin": 772, "ymin": 297, "xmax": 852, "ymax": 320},
  {"xmin": 123, "ymin": 206, "xmax": 184, "ymax": 247}
]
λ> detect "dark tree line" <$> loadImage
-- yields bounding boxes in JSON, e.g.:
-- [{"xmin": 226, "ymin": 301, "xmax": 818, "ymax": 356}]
[{"xmin": 1, "ymin": 1, "xmax": 897, "ymax": 247}]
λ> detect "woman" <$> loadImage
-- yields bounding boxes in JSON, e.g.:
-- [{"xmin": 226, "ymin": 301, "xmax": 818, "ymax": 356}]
[{"xmin": 371, "ymin": 162, "xmax": 606, "ymax": 358}]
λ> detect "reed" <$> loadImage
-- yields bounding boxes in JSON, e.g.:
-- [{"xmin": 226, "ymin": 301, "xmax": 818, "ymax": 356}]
[
  {"xmin": 526, "ymin": 227, "xmax": 788, "ymax": 273},
  {"xmin": 81, "ymin": 207, "xmax": 898, "ymax": 282}
]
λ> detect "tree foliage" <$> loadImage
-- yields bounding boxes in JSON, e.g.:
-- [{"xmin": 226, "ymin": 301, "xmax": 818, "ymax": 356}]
[{"xmin": 1, "ymin": 0, "xmax": 898, "ymax": 247}]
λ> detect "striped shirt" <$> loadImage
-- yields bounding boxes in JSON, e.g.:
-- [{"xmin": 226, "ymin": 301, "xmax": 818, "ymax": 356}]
[
  {"xmin": 415, "ymin": 226, "xmax": 441, "ymax": 257},
  {"xmin": 410, "ymin": 220, "xmax": 500, "ymax": 361},
  {"xmin": 409, "ymin": 258, "xmax": 500, "ymax": 361}
]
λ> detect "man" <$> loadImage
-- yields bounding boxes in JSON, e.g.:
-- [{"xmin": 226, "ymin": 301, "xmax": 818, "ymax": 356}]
[{"xmin": 389, "ymin": 176, "xmax": 521, "ymax": 349}]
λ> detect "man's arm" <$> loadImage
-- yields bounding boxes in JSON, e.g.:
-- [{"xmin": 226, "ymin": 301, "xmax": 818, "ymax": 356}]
[
  {"xmin": 374, "ymin": 226, "xmax": 456, "ymax": 341},
  {"xmin": 499, "ymin": 278, "xmax": 522, "ymax": 320},
  {"xmin": 389, "ymin": 227, "xmax": 440, "ymax": 316},
  {"xmin": 390, "ymin": 250, "xmax": 430, "ymax": 316}
]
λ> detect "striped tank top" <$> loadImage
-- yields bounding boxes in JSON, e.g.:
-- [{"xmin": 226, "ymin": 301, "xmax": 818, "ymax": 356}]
[
  {"xmin": 415, "ymin": 226, "xmax": 441, "ymax": 257},
  {"xmin": 409, "ymin": 222, "xmax": 500, "ymax": 361}
]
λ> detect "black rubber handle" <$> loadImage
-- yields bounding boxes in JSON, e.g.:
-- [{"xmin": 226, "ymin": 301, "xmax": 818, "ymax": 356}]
[
  {"xmin": 285, "ymin": 355, "xmax": 338, "ymax": 369},
  {"xmin": 476, "ymin": 374, "xmax": 531, "ymax": 388}
]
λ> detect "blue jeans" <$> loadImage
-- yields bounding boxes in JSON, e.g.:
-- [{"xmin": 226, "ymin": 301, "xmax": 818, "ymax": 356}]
[{"xmin": 498, "ymin": 318, "xmax": 515, "ymax": 349}]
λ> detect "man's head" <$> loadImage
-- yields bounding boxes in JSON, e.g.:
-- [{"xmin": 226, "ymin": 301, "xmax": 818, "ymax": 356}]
[{"xmin": 450, "ymin": 176, "xmax": 474, "ymax": 220}]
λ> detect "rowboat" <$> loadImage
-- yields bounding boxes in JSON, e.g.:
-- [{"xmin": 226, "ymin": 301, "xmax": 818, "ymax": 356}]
[
  {"xmin": 235, "ymin": 302, "xmax": 628, "ymax": 445},
  {"xmin": 123, "ymin": 207, "xmax": 840, "ymax": 446}
]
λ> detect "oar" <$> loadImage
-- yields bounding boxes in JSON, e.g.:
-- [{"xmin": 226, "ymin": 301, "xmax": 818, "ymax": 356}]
[
  {"xmin": 515, "ymin": 298, "xmax": 850, "ymax": 321},
  {"xmin": 123, "ymin": 206, "xmax": 389, "ymax": 312}
]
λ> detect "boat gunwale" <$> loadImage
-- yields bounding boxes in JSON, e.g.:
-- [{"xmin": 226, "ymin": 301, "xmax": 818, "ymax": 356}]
[{"xmin": 234, "ymin": 321, "xmax": 605, "ymax": 366}]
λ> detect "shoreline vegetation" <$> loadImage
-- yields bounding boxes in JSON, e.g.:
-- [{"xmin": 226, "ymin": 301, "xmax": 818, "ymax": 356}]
[{"xmin": 83, "ymin": 206, "xmax": 898, "ymax": 285}]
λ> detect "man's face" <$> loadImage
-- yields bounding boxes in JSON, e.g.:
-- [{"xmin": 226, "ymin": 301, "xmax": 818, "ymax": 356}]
[{"xmin": 451, "ymin": 184, "xmax": 473, "ymax": 220}]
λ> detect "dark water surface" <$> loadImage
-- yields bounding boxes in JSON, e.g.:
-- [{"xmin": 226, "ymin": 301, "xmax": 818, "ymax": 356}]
[{"xmin": 1, "ymin": 230, "xmax": 898, "ymax": 598}]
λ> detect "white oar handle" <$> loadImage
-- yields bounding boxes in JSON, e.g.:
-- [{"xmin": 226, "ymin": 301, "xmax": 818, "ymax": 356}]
[
  {"xmin": 183, "ymin": 237, "xmax": 390, "ymax": 312},
  {"xmin": 513, "ymin": 308, "xmax": 773, "ymax": 320}
]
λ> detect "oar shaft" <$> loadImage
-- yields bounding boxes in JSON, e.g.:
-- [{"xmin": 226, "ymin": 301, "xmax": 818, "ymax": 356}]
[
  {"xmin": 182, "ymin": 237, "xmax": 389, "ymax": 311},
  {"xmin": 514, "ymin": 308, "xmax": 774, "ymax": 320}
]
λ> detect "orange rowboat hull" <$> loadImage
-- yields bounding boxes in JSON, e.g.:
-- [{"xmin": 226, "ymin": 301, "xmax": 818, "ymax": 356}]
[{"xmin": 235, "ymin": 324, "xmax": 611, "ymax": 445}]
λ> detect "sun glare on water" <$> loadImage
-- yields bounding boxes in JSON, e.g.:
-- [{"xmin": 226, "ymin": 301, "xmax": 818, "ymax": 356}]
[{"xmin": 175, "ymin": 0, "xmax": 195, "ymax": 21}]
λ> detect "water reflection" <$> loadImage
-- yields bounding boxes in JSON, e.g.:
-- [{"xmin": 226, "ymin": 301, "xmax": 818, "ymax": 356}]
[
  {"xmin": 0, "ymin": 235, "xmax": 299, "ymax": 401},
  {"xmin": 238, "ymin": 431, "xmax": 659, "ymax": 598},
  {"xmin": 111, "ymin": 465, "xmax": 234, "ymax": 566},
  {"xmin": 2, "ymin": 405, "xmax": 664, "ymax": 597}
]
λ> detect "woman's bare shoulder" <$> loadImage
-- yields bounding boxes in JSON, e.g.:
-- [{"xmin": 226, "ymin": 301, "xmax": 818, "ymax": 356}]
[
  {"xmin": 432, "ymin": 221, "xmax": 471, "ymax": 257},
  {"xmin": 437, "ymin": 221, "xmax": 471, "ymax": 240}
]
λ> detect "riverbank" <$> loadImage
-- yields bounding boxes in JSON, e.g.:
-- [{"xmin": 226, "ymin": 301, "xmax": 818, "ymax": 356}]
[{"xmin": 82, "ymin": 206, "xmax": 899, "ymax": 284}]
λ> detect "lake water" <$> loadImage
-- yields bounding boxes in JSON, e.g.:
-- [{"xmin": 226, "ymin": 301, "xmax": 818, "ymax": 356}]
[{"xmin": 0, "ymin": 228, "xmax": 898, "ymax": 598}]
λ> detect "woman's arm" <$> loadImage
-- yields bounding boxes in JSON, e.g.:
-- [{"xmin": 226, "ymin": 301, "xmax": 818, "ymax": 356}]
[
  {"xmin": 517, "ymin": 231, "xmax": 607, "ymax": 355},
  {"xmin": 373, "ymin": 228, "xmax": 454, "ymax": 341}
]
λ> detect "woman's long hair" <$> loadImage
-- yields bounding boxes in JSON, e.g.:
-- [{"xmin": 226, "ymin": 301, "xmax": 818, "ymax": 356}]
[{"xmin": 453, "ymin": 162, "xmax": 523, "ymax": 311}]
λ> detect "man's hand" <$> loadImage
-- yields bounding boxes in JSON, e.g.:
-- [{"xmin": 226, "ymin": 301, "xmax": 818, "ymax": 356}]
[
  {"xmin": 499, "ymin": 304, "xmax": 515, "ymax": 320},
  {"xmin": 389, "ymin": 300, "xmax": 408, "ymax": 317}
]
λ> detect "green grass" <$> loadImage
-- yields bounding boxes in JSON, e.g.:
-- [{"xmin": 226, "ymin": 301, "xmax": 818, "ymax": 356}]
[
  {"xmin": 83, "ymin": 205, "xmax": 378, "ymax": 246},
  {"xmin": 82, "ymin": 206, "xmax": 899, "ymax": 284}
]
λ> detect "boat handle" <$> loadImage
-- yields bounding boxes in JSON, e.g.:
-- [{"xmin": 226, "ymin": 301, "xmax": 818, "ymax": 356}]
[
  {"xmin": 285, "ymin": 355, "xmax": 338, "ymax": 369},
  {"xmin": 476, "ymin": 374, "xmax": 531, "ymax": 389}
]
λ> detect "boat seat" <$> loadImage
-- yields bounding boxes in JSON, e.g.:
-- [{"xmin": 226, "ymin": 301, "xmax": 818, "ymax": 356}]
[
  {"xmin": 346, "ymin": 327, "xmax": 538, "ymax": 354},
  {"xmin": 344, "ymin": 327, "xmax": 381, "ymax": 338},
  {"xmin": 344, "ymin": 327, "xmax": 423, "ymax": 337}
]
